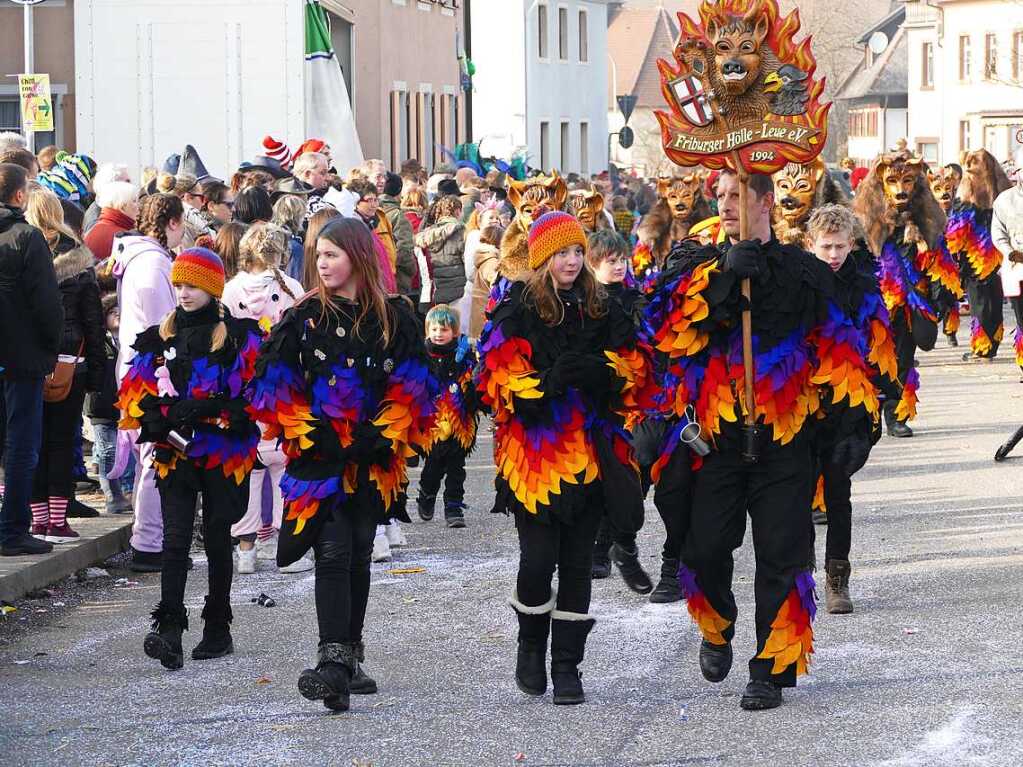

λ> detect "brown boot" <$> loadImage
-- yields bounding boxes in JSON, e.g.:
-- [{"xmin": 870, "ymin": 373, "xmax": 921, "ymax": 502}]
[{"xmin": 825, "ymin": 559, "xmax": 853, "ymax": 614}]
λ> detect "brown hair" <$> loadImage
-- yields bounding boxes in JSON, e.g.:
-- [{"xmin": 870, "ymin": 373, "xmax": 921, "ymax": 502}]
[
  {"xmin": 213, "ymin": 222, "xmax": 248, "ymax": 279},
  {"xmin": 155, "ymin": 172, "xmax": 197, "ymax": 197},
  {"xmin": 479, "ymin": 224, "xmax": 504, "ymax": 248},
  {"xmin": 37, "ymin": 145, "xmax": 59, "ymax": 171},
  {"xmin": 435, "ymin": 195, "xmax": 462, "ymax": 220},
  {"xmin": 0, "ymin": 163, "xmax": 28, "ymax": 205},
  {"xmin": 197, "ymin": 179, "xmax": 230, "ymax": 210},
  {"xmin": 303, "ymin": 207, "xmax": 342, "ymax": 289},
  {"xmin": 523, "ymin": 255, "xmax": 606, "ymax": 326},
  {"xmin": 315, "ymin": 217, "xmax": 392, "ymax": 345},
  {"xmin": 805, "ymin": 204, "xmax": 859, "ymax": 243},
  {"xmin": 718, "ymin": 168, "xmax": 774, "ymax": 199},
  {"xmin": 0, "ymin": 149, "xmax": 38, "ymax": 174},
  {"xmin": 960, "ymin": 149, "xmax": 1013, "ymax": 211},
  {"xmin": 137, "ymin": 193, "xmax": 184, "ymax": 249},
  {"xmin": 347, "ymin": 179, "xmax": 377, "ymax": 200},
  {"xmin": 238, "ymin": 222, "xmax": 297, "ymax": 302},
  {"xmin": 400, "ymin": 186, "xmax": 427, "ymax": 211},
  {"xmin": 230, "ymin": 169, "xmax": 275, "ymax": 195},
  {"xmin": 585, "ymin": 229, "xmax": 628, "ymax": 270}
]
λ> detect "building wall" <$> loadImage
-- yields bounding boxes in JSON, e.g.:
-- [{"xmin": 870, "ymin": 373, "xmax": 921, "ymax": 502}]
[
  {"xmin": 339, "ymin": 0, "xmax": 465, "ymax": 170},
  {"xmin": 0, "ymin": 0, "xmax": 76, "ymax": 150},
  {"xmin": 472, "ymin": 0, "xmax": 608, "ymax": 175},
  {"xmin": 906, "ymin": 0, "xmax": 1023, "ymax": 164}
]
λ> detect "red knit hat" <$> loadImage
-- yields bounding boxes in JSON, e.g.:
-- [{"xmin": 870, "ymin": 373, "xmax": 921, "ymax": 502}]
[
  {"xmin": 262, "ymin": 135, "xmax": 292, "ymax": 169},
  {"xmin": 527, "ymin": 211, "xmax": 587, "ymax": 270},
  {"xmin": 294, "ymin": 138, "xmax": 328, "ymax": 159},
  {"xmin": 171, "ymin": 248, "xmax": 226, "ymax": 299}
]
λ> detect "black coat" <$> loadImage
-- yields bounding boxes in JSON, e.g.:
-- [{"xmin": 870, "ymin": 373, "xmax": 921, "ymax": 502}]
[
  {"xmin": 0, "ymin": 204, "xmax": 63, "ymax": 378},
  {"xmin": 51, "ymin": 242, "xmax": 106, "ymax": 392}
]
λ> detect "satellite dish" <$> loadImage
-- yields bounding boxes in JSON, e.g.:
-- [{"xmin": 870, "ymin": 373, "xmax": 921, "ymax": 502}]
[{"xmin": 868, "ymin": 31, "xmax": 889, "ymax": 56}]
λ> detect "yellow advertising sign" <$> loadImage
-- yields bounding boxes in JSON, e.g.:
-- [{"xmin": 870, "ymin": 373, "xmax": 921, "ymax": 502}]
[{"xmin": 19, "ymin": 73, "xmax": 53, "ymax": 132}]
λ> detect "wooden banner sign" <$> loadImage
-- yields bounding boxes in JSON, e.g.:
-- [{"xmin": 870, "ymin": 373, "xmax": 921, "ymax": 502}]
[{"xmin": 655, "ymin": 0, "xmax": 831, "ymax": 175}]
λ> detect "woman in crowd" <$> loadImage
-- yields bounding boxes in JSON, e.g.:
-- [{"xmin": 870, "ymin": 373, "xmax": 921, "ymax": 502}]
[
  {"xmin": 271, "ymin": 194, "xmax": 308, "ymax": 282},
  {"xmin": 415, "ymin": 195, "xmax": 466, "ymax": 307},
  {"xmin": 247, "ymin": 217, "xmax": 436, "ymax": 712},
  {"xmin": 196, "ymin": 179, "xmax": 235, "ymax": 231},
  {"xmin": 221, "ymin": 223, "xmax": 308, "ymax": 575},
  {"xmin": 302, "ymin": 207, "xmax": 342, "ymax": 290},
  {"xmin": 84, "ymin": 181, "xmax": 139, "ymax": 263},
  {"xmin": 234, "ymin": 186, "xmax": 274, "ymax": 227},
  {"xmin": 24, "ymin": 186, "xmax": 105, "ymax": 543},
  {"xmin": 469, "ymin": 224, "xmax": 504, "ymax": 340},
  {"xmin": 213, "ymin": 222, "xmax": 248, "ymax": 281}
]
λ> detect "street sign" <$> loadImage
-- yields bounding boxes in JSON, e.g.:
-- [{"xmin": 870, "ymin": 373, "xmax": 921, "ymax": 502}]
[
  {"xmin": 19, "ymin": 73, "xmax": 52, "ymax": 132},
  {"xmin": 618, "ymin": 126, "xmax": 635, "ymax": 149},
  {"xmin": 617, "ymin": 94, "xmax": 637, "ymax": 124}
]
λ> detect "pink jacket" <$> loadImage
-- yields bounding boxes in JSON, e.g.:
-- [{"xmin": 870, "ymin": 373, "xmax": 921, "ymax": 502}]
[{"xmin": 112, "ymin": 234, "xmax": 175, "ymax": 380}]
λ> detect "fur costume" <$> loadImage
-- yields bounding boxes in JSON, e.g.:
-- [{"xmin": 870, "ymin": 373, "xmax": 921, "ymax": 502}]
[
  {"xmin": 771, "ymin": 159, "xmax": 847, "ymax": 248},
  {"xmin": 634, "ymin": 173, "xmax": 712, "ymax": 281},
  {"xmin": 568, "ymin": 187, "xmax": 610, "ymax": 233},
  {"xmin": 498, "ymin": 174, "xmax": 568, "ymax": 281}
]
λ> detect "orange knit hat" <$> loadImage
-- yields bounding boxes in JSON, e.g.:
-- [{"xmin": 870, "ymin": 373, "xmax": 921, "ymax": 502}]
[
  {"xmin": 171, "ymin": 248, "xmax": 226, "ymax": 299},
  {"xmin": 527, "ymin": 211, "xmax": 587, "ymax": 270}
]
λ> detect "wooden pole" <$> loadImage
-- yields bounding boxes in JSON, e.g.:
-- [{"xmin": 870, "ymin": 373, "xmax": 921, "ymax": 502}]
[{"xmin": 732, "ymin": 151, "xmax": 755, "ymax": 427}]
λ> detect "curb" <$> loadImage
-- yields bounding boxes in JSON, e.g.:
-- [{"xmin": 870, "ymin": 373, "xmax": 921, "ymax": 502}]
[{"xmin": 0, "ymin": 518, "xmax": 133, "ymax": 603}]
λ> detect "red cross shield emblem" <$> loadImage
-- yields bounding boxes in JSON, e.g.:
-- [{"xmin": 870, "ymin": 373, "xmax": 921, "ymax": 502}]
[{"xmin": 669, "ymin": 75, "xmax": 713, "ymax": 128}]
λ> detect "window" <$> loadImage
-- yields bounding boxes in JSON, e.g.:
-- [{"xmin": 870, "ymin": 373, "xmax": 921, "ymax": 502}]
[
  {"xmin": 390, "ymin": 89, "xmax": 411, "ymax": 169},
  {"xmin": 985, "ymin": 33, "xmax": 997, "ymax": 79},
  {"xmin": 847, "ymin": 109, "xmax": 879, "ymax": 138},
  {"xmin": 450, "ymin": 93, "xmax": 460, "ymax": 146},
  {"xmin": 960, "ymin": 119, "xmax": 972, "ymax": 152},
  {"xmin": 922, "ymin": 42, "xmax": 934, "ymax": 88},
  {"xmin": 917, "ymin": 141, "xmax": 938, "ymax": 164},
  {"xmin": 578, "ymin": 10, "xmax": 589, "ymax": 62},
  {"xmin": 558, "ymin": 7, "xmax": 569, "ymax": 61},
  {"xmin": 1015, "ymin": 31, "xmax": 1023, "ymax": 81},
  {"xmin": 580, "ymin": 122, "xmax": 589, "ymax": 175},
  {"xmin": 959, "ymin": 35, "xmax": 971, "ymax": 80},
  {"xmin": 560, "ymin": 121, "xmax": 570, "ymax": 171},
  {"xmin": 538, "ymin": 4, "xmax": 549, "ymax": 59},
  {"xmin": 419, "ymin": 91, "xmax": 435, "ymax": 171},
  {"xmin": 540, "ymin": 121, "xmax": 550, "ymax": 170}
]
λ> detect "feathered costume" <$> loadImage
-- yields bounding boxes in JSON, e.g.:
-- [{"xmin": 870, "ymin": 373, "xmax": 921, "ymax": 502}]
[
  {"xmin": 946, "ymin": 203, "xmax": 1004, "ymax": 358},
  {"xmin": 246, "ymin": 296, "xmax": 437, "ymax": 566},
  {"xmin": 642, "ymin": 238, "xmax": 876, "ymax": 686}
]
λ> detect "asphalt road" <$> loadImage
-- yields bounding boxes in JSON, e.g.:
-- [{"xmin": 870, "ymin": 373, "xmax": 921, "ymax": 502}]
[{"xmin": 2, "ymin": 337, "xmax": 1022, "ymax": 767}]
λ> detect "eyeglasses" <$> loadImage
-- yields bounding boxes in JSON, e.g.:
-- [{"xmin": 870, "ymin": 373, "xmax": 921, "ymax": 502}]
[{"xmin": 361, "ymin": 196, "xmax": 378, "ymax": 204}]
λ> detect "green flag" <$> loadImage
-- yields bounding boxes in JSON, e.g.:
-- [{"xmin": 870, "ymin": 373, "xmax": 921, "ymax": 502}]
[{"xmin": 305, "ymin": 0, "xmax": 363, "ymax": 172}]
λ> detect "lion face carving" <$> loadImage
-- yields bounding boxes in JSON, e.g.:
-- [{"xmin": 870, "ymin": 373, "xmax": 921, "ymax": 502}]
[
  {"xmin": 657, "ymin": 174, "xmax": 705, "ymax": 222},
  {"xmin": 879, "ymin": 156, "xmax": 925, "ymax": 212},
  {"xmin": 507, "ymin": 173, "xmax": 567, "ymax": 232},
  {"xmin": 772, "ymin": 159, "xmax": 825, "ymax": 228},
  {"xmin": 568, "ymin": 188, "xmax": 606, "ymax": 232},
  {"xmin": 706, "ymin": 9, "xmax": 770, "ymax": 97},
  {"xmin": 927, "ymin": 169, "xmax": 957, "ymax": 213}
]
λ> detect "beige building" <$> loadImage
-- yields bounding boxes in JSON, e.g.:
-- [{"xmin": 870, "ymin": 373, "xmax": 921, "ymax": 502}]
[{"xmin": 0, "ymin": 0, "xmax": 467, "ymax": 170}]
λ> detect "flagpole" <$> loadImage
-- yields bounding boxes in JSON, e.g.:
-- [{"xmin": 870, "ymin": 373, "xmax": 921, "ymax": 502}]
[{"xmin": 23, "ymin": 1, "xmax": 34, "ymax": 152}]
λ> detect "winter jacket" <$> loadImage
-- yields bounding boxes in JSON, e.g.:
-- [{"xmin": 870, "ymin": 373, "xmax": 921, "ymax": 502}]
[
  {"xmin": 112, "ymin": 233, "xmax": 176, "ymax": 380},
  {"xmin": 86, "ymin": 332, "xmax": 120, "ymax": 422},
  {"xmin": 380, "ymin": 194, "xmax": 418, "ymax": 294},
  {"xmin": 284, "ymin": 233, "xmax": 305, "ymax": 284},
  {"xmin": 415, "ymin": 216, "xmax": 466, "ymax": 304},
  {"xmin": 247, "ymin": 294, "xmax": 438, "ymax": 564},
  {"xmin": 84, "ymin": 207, "xmax": 135, "ymax": 263},
  {"xmin": 470, "ymin": 242, "xmax": 500, "ymax": 339},
  {"xmin": 478, "ymin": 281, "xmax": 653, "ymax": 526},
  {"xmin": 222, "ymin": 269, "xmax": 305, "ymax": 326},
  {"xmin": 117, "ymin": 301, "xmax": 263, "ymax": 483},
  {"xmin": 52, "ymin": 242, "xmax": 106, "ymax": 392},
  {"xmin": 0, "ymin": 204, "xmax": 63, "ymax": 377}
]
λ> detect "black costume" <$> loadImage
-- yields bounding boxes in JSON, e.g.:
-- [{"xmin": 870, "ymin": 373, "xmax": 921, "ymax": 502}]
[
  {"xmin": 947, "ymin": 203, "xmax": 1004, "ymax": 359},
  {"xmin": 118, "ymin": 301, "xmax": 262, "ymax": 669},
  {"xmin": 644, "ymin": 237, "xmax": 876, "ymax": 705}
]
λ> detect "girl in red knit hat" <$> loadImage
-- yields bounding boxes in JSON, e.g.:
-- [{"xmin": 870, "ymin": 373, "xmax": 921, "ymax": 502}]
[
  {"xmin": 476, "ymin": 211, "xmax": 654, "ymax": 705},
  {"xmin": 117, "ymin": 247, "xmax": 264, "ymax": 671}
]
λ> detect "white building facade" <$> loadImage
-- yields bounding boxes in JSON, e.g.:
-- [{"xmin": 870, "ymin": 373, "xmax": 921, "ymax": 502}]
[
  {"xmin": 471, "ymin": 0, "xmax": 609, "ymax": 175},
  {"xmin": 904, "ymin": 0, "xmax": 1023, "ymax": 165}
]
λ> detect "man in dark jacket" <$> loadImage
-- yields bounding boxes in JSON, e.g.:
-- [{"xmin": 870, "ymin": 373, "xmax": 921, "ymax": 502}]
[
  {"xmin": 379, "ymin": 172, "xmax": 418, "ymax": 296},
  {"xmin": 0, "ymin": 163, "xmax": 63, "ymax": 556}
]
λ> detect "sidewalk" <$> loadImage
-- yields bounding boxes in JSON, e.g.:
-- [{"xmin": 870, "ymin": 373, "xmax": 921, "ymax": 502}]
[{"xmin": 0, "ymin": 501, "xmax": 133, "ymax": 604}]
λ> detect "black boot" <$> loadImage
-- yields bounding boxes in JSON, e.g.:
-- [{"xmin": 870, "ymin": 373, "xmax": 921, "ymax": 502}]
[
  {"xmin": 698, "ymin": 639, "xmax": 733, "ymax": 682},
  {"xmin": 591, "ymin": 520, "xmax": 612, "ymax": 579},
  {"xmin": 611, "ymin": 543, "xmax": 653, "ymax": 595},
  {"xmin": 740, "ymin": 679, "xmax": 783, "ymax": 711},
  {"xmin": 649, "ymin": 556, "xmax": 683, "ymax": 603},
  {"xmin": 884, "ymin": 401, "xmax": 913, "ymax": 438},
  {"xmin": 947, "ymin": 334, "xmax": 958, "ymax": 347},
  {"xmin": 143, "ymin": 603, "xmax": 188, "ymax": 670},
  {"xmin": 444, "ymin": 501, "xmax": 467, "ymax": 529},
  {"xmin": 191, "ymin": 597, "xmax": 234, "ymax": 660},
  {"xmin": 298, "ymin": 642, "xmax": 355, "ymax": 712},
  {"xmin": 550, "ymin": 612, "xmax": 595, "ymax": 705},
  {"xmin": 509, "ymin": 590, "xmax": 555, "ymax": 696},
  {"xmin": 417, "ymin": 493, "xmax": 436, "ymax": 521},
  {"xmin": 348, "ymin": 641, "xmax": 378, "ymax": 695}
]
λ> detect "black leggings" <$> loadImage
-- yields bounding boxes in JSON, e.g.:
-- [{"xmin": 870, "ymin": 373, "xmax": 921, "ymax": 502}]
[
  {"xmin": 515, "ymin": 505, "xmax": 601, "ymax": 614},
  {"xmin": 31, "ymin": 378, "xmax": 86, "ymax": 502},
  {"xmin": 821, "ymin": 459, "xmax": 852, "ymax": 562},
  {"xmin": 158, "ymin": 461, "xmax": 249, "ymax": 612},
  {"xmin": 419, "ymin": 439, "xmax": 468, "ymax": 504},
  {"xmin": 313, "ymin": 506, "xmax": 378, "ymax": 645}
]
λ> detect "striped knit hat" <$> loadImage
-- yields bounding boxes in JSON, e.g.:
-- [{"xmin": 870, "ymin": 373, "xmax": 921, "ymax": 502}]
[
  {"xmin": 527, "ymin": 211, "xmax": 587, "ymax": 270},
  {"xmin": 38, "ymin": 151, "xmax": 97, "ymax": 202},
  {"xmin": 171, "ymin": 248, "xmax": 226, "ymax": 299},
  {"xmin": 262, "ymin": 135, "xmax": 292, "ymax": 169}
]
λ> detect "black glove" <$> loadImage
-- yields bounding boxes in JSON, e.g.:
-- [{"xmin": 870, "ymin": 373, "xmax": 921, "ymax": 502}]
[
  {"xmin": 573, "ymin": 354, "xmax": 612, "ymax": 396},
  {"xmin": 166, "ymin": 398, "xmax": 223, "ymax": 427},
  {"xmin": 351, "ymin": 422, "xmax": 393, "ymax": 466},
  {"xmin": 545, "ymin": 352, "xmax": 585, "ymax": 394},
  {"xmin": 724, "ymin": 239, "xmax": 764, "ymax": 279},
  {"xmin": 830, "ymin": 429, "xmax": 871, "ymax": 477}
]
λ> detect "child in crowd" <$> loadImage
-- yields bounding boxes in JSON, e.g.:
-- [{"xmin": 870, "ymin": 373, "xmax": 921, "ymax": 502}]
[
  {"xmin": 117, "ymin": 248, "xmax": 263, "ymax": 670},
  {"xmin": 221, "ymin": 223, "xmax": 309, "ymax": 575},
  {"xmin": 85, "ymin": 295, "xmax": 133, "ymax": 514},
  {"xmin": 416, "ymin": 305, "xmax": 479, "ymax": 528}
]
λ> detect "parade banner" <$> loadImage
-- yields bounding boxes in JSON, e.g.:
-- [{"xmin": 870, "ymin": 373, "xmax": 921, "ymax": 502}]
[
  {"xmin": 19, "ymin": 73, "xmax": 53, "ymax": 133},
  {"xmin": 655, "ymin": 0, "xmax": 830, "ymax": 175}
]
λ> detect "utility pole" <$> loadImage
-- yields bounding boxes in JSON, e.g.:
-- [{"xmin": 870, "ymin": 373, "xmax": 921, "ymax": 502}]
[{"xmin": 11, "ymin": 0, "xmax": 42, "ymax": 152}]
